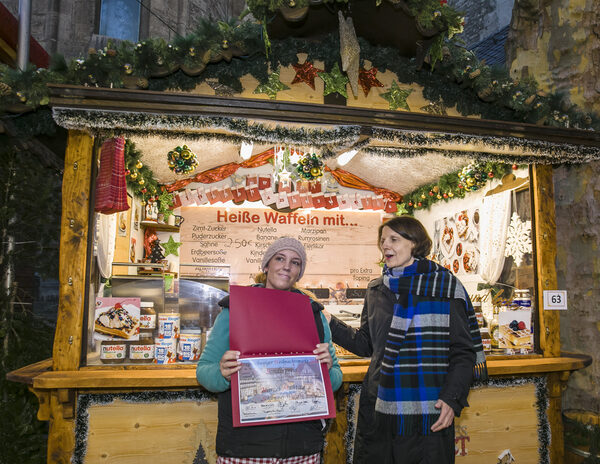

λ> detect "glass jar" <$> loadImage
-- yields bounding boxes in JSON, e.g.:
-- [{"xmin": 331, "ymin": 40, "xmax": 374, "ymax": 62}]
[
  {"xmin": 100, "ymin": 340, "xmax": 127, "ymax": 364},
  {"xmin": 480, "ymin": 327, "xmax": 492, "ymax": 352},
  {"xmin": 129, "ymin": 335, "xmax": 155, "ymax": 363},
  {"xmin": 139, "ymin": 301, "xmax": 156, "ymax": 338}
]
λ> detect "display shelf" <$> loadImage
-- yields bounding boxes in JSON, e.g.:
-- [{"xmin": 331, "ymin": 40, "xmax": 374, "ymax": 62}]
[{"xmin": 140, "ymin": 220, "xmax": 180, "ymax": 232}]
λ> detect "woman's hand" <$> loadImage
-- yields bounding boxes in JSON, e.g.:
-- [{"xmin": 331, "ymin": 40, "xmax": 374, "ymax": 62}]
[
  {"xmin": 219, "ymin": 350, "xmax": 241, "ymax": 381},
  {"xmin": 313, "ymin": 343, "xmax": 333, "ymax": 369},
  {"xmin": 431, "ymin": 399, "xmax": 455, "ymax": 432},
  {"xmin": 322, "ymin": 309, "xmax": 332, "ymax": 323}
]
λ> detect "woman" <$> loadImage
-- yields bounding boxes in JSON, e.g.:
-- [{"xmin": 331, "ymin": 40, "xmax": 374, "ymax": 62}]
[
  {"xmin": 326, "ymin": 216, "xmax": 486, "ymax": 464},
  {"xmin": 197, "ymin": 237, "xmax": 343, "ymax": 464}
]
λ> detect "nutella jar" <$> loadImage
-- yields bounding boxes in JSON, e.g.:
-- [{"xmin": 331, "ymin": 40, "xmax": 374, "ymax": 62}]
[
  {"xmin": 129, "ymin": 336, "xmax": 155, "ymax": 363},
  {"xmin": 139, "ymin": 301, "xmax": 156, "ymax": 338},
  {"xmin": 100, "ymin": 340, "xmax": 126, "ymax": 363},
  {"xmin": 480, "ymin": 327, "xmax": 492, "ymax": 352}
]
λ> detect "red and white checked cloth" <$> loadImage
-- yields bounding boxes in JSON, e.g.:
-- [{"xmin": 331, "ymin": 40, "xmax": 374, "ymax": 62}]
[
  {"xmin": 95, "ymin": 137, "xmax": 129, "ymax": 214},
  {"xmin": 216, "ymin": 453, "xmax": 320, "ymax": 464}
]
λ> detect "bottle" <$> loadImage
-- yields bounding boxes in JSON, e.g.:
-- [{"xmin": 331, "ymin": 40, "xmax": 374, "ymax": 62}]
[{"xmin": 489, "ymin": 306, "xmax": 500, "ymax": 350}]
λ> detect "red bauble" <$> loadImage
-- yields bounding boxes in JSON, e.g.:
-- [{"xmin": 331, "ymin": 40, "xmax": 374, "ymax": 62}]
[
  {"xmin": 512, "ymin": 164, "xmax": 518, "ymax": 170},
  {"xmin": 443, "ymin": 193, "xmax": 448, "ymax": 198},
  {"xmin": 488, "ymin": 172, "xmax": 494, "ymax": 178},
  {"xmin": 417, "ymin": 202, "xmax": 422, "ymax": 207},
  {"xmin": 428, "ymin": 191, "xmax": 434, "ymax": 196}
]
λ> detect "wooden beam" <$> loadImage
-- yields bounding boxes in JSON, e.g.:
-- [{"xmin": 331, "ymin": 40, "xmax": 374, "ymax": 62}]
[
  {"xmin": 23, "ymin": 354, "xmax": 591, "ymax": 389},
  {"xmin": 52, "ymin": 130, "xmax": 94, "ymax": 371},
  {"xmin": 531, "ymin": 165, "xmax": 561, "ymax": 357},
  {"xmin": 48, "ymin": 84, "xmax": 600, "ymax": 149}
]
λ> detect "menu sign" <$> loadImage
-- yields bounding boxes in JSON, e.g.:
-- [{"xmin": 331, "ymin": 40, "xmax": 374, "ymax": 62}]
[{"xmin": 179, "ymin": 206, "xmax": 382, "ymax": 287}]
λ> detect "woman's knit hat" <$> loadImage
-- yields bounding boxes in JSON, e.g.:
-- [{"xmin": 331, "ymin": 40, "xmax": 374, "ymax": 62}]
[{"xmin": 261, "ymin": 237, "xmax": 307, "ymax": 279}]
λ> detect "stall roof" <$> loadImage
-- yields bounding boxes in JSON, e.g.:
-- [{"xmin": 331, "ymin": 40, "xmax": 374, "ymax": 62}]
[{"xmin": 49, "ymin": 84, "xmax": 600, "ymax": 194}]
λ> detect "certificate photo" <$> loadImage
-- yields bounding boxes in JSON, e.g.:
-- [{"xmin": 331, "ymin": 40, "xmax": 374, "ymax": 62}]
[{"xmin": 236, "ymin": 355, "xmax": 330, "ymax": 425}]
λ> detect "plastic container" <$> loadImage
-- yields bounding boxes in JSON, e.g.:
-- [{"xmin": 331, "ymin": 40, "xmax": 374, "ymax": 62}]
[
  {"xmin": 178, "ymin": 330, "xmax": 202, "ymax": 362},
  {"xmin": 158, "ymin": 313, "xmax": 180, "ymax": 339},
  {"xmin": 154, "ymin": 338, "xmax": 177, "ymax": 364}
]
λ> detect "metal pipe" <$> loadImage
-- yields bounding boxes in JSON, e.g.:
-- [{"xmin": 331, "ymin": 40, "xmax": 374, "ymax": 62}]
[{"xmin": 17, "ymin": 0, "xmax": 32, "ymax": 70}]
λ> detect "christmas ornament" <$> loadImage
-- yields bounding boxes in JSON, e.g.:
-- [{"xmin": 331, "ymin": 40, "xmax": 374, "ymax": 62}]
[
  {"xmin": 358, "ymin": 67, "xmax": 384, "ymax": 97},
  {"xmin": 296, "ymin": 152, "xmax": 324, "ymax": 180},
  {"xmin": 380, "ymin": 81, "xmax": 412, "ymax": 111},
  {"xmin": 338, "ymin": 11, "xmax": 360, "ymax": 97},
  {"xmin": 136, "ymin": 160, "xmax": 143, "ymax": 169},
  {"xmin": 458, "ymin": 163, "xmax": 486, "ymax": 191},
  {"xmin": 0, "ymin": 82, "xmax": 12, "ymax": 96},
  {"xmin": 148, "ymin": 240, "xmax": 165, "ymax": 263},
  {"xmin": 162, "ymin": 235, "xmax": 182, "ymax": 257},
  {"xmin": 504, "ymin": 212, "xmax": 532, "ymax": 267},
  {"xmin": 124, "ymin": 63, "xmax": 133, "ymax": 74},
  {"xmin": 167, "ymin": 145, "xmax": 199, "ymax": 174},
  {"xmin": 291, "ymin": 61, "xmax": 323, "ymax": 90},
  {"xmin": 253, "ymin": 69, "xmax": 290, "ymax": 99},
  {"xmin": 319, "ymin": 63, "xmax": 349, "ymax": 99}
]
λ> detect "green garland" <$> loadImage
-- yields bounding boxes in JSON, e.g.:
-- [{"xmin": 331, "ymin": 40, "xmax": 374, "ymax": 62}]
[
  {"xmin": 400, "ymin": 162, "xmax": 514, "ymax": 214},
  {"xmin": 123, "ymin": 140, "xmax": 160, "ymax": 203},
  {"xmin": 1, "ymin": 9, "xmax": 599, "ymax": 134}
]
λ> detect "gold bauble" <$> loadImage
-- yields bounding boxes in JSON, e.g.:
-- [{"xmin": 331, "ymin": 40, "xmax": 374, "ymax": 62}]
[
  {"xmin": 189, "ymin": 47, "xmax": 196, "ymax": 56},
  {"xmin": 16, "ymin": 91, "xmax": 26, "ymax": 102},
  {"xmin": 466, "ymin": 178, "xmax": 475, "ymax": 187},
  {"xmin": 135, "ymin": 160, "xmax": 143, "ymax": 169},
  {"xmin": 130, "ymin": 171, "xmax": 138, "ymax": 179},
  {"xmin": 421, "ymin": 194, "xmax": 426, "ymax": 199},
  {"xmin": 449, "ymin": 192, "xmax": 454, "ymax": 197},
  {"xmin": 181, "ymin": 149, "xmax": 192, "ymax": 159},
  {"xmin": 221, "ymin": 40, "xmax": 229, "ymax": 49},
  {"xmin": 310, "ymin": 167, "xmax": 321, "ymax": 177},
  {"xmin": 168, "ymin": 160, "xmax": 176, "ymax": 168},
  {"xmin": 124, "ymin": 63, "xmax": 133, "ymax": 75},
  {"xmin": 138, "ymin": 178, "xmax": 145, "ymax": 186}
]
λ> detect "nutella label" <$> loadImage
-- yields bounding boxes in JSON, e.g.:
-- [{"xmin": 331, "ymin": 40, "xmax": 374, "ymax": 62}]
[
  {"xmin": 130, "ymin": 343, "xmax": 155, "ymax": 360},
  {"xmin": 100, "ymin": 344, "xmax": 126, "ymax": 359},
  {"xmin": 139, "ymin": 314, "xmax": 156, "ymax": 329}
]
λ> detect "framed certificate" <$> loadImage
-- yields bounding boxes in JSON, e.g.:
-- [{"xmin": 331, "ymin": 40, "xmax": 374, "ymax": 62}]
[{"xmin": 229, "ymin": 285, "xmax": 336, "ymax": 427}]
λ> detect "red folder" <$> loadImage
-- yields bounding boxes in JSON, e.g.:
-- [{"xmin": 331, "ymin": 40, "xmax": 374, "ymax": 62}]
[{"xmin": 229, "ymin": 285, "xmax": 336, "ymax": 427}]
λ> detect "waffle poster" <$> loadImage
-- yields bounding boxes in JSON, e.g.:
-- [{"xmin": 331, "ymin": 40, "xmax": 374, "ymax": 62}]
[{"xmin": 432, "ymin": 208, "xmax": 480, "ymax": 275}]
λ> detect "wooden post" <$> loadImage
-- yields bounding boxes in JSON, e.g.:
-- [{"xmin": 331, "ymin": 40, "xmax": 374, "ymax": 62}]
[
  {"xmin": 49, "ymin": 130, "xmax": 94, "ymax": 463},
  {"xmin": 531, "ymin": 164, "xmax": 564, "ymax": 463},
  {"xmin": 530, "ymin": 164, "xmax": 560, "ymax": 357}
]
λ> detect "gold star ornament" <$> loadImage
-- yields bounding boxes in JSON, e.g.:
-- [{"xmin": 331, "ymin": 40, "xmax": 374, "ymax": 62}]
[
  {"xmin": 254, "ymin": 69, "xmax": 290, "ymax": 99},
  {"xmin": 381, "ymin": 81, "xmax": 413, "ymax": 111}
]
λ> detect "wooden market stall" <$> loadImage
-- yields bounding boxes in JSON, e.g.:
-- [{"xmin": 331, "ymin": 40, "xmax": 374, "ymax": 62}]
[
  {"xmin": 5, "ymin": 3, "xmax": 600, "ymax": 463},
  {"xmin": 7, "ymin": 83, "xmax": 597, "ymax": 464}
]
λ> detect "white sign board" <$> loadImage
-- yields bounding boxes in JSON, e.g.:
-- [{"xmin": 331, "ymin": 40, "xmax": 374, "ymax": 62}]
[{"xmin": 543, "ymin": 290, "xmax": 568, "ymax": 310}]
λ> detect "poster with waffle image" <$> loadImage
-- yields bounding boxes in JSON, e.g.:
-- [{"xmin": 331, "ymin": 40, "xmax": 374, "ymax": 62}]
[{"xmin": 498, "ymin": 308, "xmax": 532, "ymax": 351}]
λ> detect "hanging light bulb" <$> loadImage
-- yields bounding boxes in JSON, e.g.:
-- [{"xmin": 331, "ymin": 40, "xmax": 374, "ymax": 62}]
[
  {"xmin": 337, "ymin": 149, "xmax": 358, "ymax": 166},
  {"xmin": 240, "ymin": 141, "xmax": 254, "ymax": 160}
]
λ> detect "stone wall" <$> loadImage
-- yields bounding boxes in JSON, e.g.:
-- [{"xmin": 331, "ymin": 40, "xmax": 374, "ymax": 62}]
[
  {"xmin": 3, "ymin": 0, "xmax": 245, "ymax": 60},
  {"xmin": 508, "ymin": 0, "xmax": 600, "ymax": 413},
  {"xmin": 554, "ymin": 162, "xmax": 600, "ymax": 412},
  {"xmin": 449, "ymin": 0, "xmax": 515, "ymax": 47}
]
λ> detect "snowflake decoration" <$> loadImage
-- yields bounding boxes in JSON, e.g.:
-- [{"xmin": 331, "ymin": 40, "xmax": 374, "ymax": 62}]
[{"xmin": 504, "ymin": 212, "xmax": 532, "ymax": 267}]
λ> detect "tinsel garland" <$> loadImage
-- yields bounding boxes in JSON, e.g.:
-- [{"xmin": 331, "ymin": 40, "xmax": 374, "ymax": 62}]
[
  {"xmin": 369, "ymin": 128, "xmax": 600, "ymax": 163},
  {"xmin": 346, "ymin": 376, "xmax": 550, "ymax": 464},
  {"xmin": 73, "ymin": 390, "xmax": 214, "ymax": 464},
  {"xmin": 52, "ymin": 108, "xmax": 362, "ymax": 147}
]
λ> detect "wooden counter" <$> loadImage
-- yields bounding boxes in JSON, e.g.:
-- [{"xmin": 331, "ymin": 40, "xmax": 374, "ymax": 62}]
[{"xmin": 8, "ymin": 353, "xmax": 592, "ymax": 390}]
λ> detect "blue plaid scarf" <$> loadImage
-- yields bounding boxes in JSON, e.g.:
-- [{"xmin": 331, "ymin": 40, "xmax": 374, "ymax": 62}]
[{"xmin": 375, "ymin": 259, "xmax": 487, "ymax": 435}]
